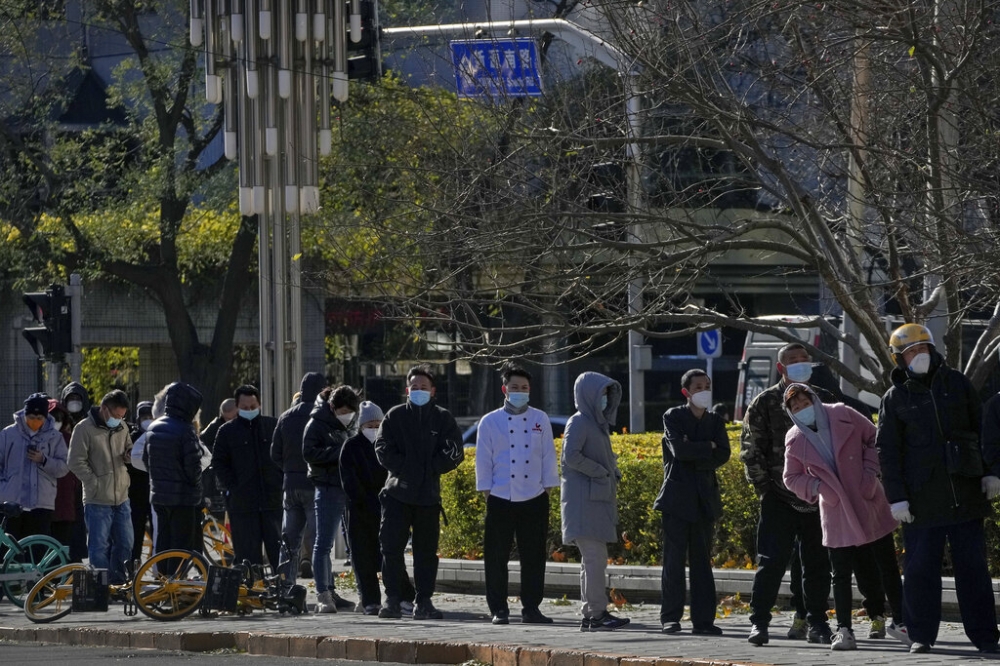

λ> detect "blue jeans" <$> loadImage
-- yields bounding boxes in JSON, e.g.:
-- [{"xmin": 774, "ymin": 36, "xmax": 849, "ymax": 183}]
[
  {"xmin": 312, "ymin": 483, "xmax": 346, "ymax": 595},
  {"xmin": 279, "ymin": 486, "xmax": 316, "ymax": 583},
  {"xmin": 84, "ymin": 502, "xmax": 134, "ymax": 584}
]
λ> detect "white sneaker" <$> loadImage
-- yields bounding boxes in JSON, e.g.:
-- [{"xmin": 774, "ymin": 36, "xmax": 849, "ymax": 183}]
[
  {"xmin": 831, "ymin": 627, "xmax": 857, "ymax": 651},
  {"xmin": 887, "ymin": 622, "xmax": 912, "ymax": 646},
  {"xmin": 316, "ymin": 590, "xmax": 338, "ymax": 614}
]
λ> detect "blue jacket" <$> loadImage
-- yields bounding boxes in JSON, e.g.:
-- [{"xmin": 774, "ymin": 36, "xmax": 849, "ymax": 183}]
[
  {"xmin": 0, "ymin": 411, "xmax": 69, "ymax": 510},
  {"xmin": 271, "ymin": 372, "xmax": 326, "ymax": 491},
  {"xmin": 145, "ymin": 383, "xmax": 204, "ymax": 507}
]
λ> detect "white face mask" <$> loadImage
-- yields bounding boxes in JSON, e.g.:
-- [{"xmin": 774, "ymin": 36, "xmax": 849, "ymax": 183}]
[
  {"xmin": 362, "ymin": 427, "xmax": 379, "ymax": 443},
  {"xmin": 689, "ymin": 390, "xmax": 713, "ymax": 410},
  {"xmin": 785, "ymin": 362, "xmax": 813, "ymax": 383},
  {"xmin": 140, "ymin": 419, "xmax": 153, "ymax": 431},
  {"xmin": 336, "ymin": 412, "xmax": 355, "ymax": 427},
  {"xmin": 908, "ymin": 352, "xmax": 931, "ymax": 376},
  {"xmin": 67, "ymin": 400, "xmax": 83, "ymax": 413}
]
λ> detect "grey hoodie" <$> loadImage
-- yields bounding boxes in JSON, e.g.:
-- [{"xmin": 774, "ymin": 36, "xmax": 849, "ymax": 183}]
[{"xmin": 560, "ymin": 372, "xmax": 623, "ymax": 543}]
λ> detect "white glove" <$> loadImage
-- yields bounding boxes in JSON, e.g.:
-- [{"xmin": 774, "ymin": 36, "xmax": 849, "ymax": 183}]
[
  {"xmin": 890, "ymin": 501, "xmax": 914, "ymax": 524},
  {"xmin": 982, "ymin": 476, "xmax": 1000, "ymax": 500}
]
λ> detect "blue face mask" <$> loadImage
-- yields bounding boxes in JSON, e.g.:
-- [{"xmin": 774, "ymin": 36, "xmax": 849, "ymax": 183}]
[
  {"xmin": 599, "ymin": 394, "xmax": 609, "ymax": 411},
  {"xmin": 239, "ymin": 409, "xmax": 260, "ymax": 421},
  {"xmin": 105, "ymin": 417, "xmax": 122, "ymax": 429},
  {"xmin": 409, "ymin": 390, "xmax": 431, "ymax": 407},
  {"xmin": 795, "ymin": 405, "xmax": 816, "ymax": 427},
  {"xmin": 785, "ymin": 362, "xmax": 813, "ymax": 383},
  {"xmin": 506, "ymin": 392, "xmax": 529, "ymax": 409}
]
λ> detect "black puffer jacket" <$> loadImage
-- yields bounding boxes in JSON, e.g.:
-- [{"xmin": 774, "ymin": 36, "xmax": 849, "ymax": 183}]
[
  {"xmin": 211, "ymin": 413, "xmax": 281, "ymax": 511},
  {"xmin": 876, "ymin": 351, "xmax": 989, "ymax": 527},
  {"xmin": 271, "ymin": 372, "xmax": 327, "ymax": 491},
  {"xmin": 145, "ymin": 383, "xmax": 204, "ymax": 507},
  {"xmin": 301, "ymin": 401, "xmax": 351, "ymax": 487},
  {"xmin": 340, "ymin": 432, "xmax": 388, "ymax": 514}
]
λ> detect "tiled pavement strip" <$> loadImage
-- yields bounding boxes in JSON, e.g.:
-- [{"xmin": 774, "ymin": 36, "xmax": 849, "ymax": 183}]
[{"xmin": 0, "ymin": 561, "xmax": 996, "ymax": 666}]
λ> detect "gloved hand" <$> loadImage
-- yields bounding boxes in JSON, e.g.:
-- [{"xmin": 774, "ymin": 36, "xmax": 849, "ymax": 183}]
[
  {"xmin": 890, "ymin": 500, "xmax": 914, "ymax": 524},
  {"xmin": 982, "ymin": 476, "xmax": 1000, "ymax": 500}
]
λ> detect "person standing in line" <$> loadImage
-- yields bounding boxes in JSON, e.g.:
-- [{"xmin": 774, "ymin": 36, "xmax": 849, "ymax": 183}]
[
  {"xmin": 211, "ymin": 385, "xmax": 282, "ymax": 568},
  {"xmin": 656, "ymin": 369, "xmax": 730, "ymax": 636},
  {"xmin": 60, "ymin": 382, "xmax": 91, "ymax": 562},
  {"xmin": 375, "ymin": 365, "xmax": 464, "ymax": 620},
  {"xmin": 127, "ymin": 400, "xmax": 154, "ymax": 564},
  {"xmin": 475, "ymin": 363, "xmax": 559, "ymax": 626},
  {"xmin": 48, "ymin": 399, "xmax": 81, "ymax": 555},
  {"xmin": 561, "ymin": 371, "xmax": 631, "ymax": 632},
  {"xmin": 68, "ymin": 390, "xmax": 133, "ymax": 584},
  {"xmin": 271, "ymin": 372, "xmax": 327, "ymax": 583},
  {"xmin": 302, "ymin": 384, "xmax": 360, "ymax": 613},
  {"xmin": 782, "ymin": 383, "xmax": 908, "ymax": 651},
  {"xmin": 876, "ymin": 324, "xmax": 999, "ymax": 654},
  {"xmin": 0, "ymin": 393, "xmax": 69, "ymax": 538},
  {"xmin": 200, "ymin": 398, "xmax": 237, "ymax": 519}
]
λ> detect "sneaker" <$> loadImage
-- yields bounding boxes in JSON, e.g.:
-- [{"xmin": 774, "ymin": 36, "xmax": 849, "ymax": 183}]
[
  {"xmin": 492, "ymin": 610, "xmax": 510, "ymax": 625},
  {"xmin": 786, "ymin": 616, "xmax": 808, "ymax": 640},
  {"xmin": 910, "ymin": 642, "xmax": 931, "ymax": 654},
  {"xmin": 400, "ymin": 600, "xmax": 415, "ymax": 615},
  {"xmin": 521, "ymin": 607, "xmax": 554, "ymax": 624},
  {"xmin": 692, "ymin": 625, "xmax": 723, "ymax": 636},
  {"xmin": 413, "ymin": 601, "xmax": 444, "ymax": 620},
  {"xmin": 869, "ymin": 616, "xmax": 886, "ymax": 639},
  {"xmin": 378, "ymin": 603, "xmax": 402, "ymax": 619},
  {"xmin": 298, "ymin": 561, "xmax": 312, "ymax": 579},
  {"xmin": 831, "ymin": 627, "xmax": 857, "ymax": 651},
  {"xmin": 808, "ymin": 623, "xmax": 833, "ymax": 644},
  {"xmin": 363, "ymin": 604, "xmax": 380, "ymax": 616},
  {"xmin": 979, "ymin": 643, "xmax": 999, "ymax": 654},
  {"xmin": 331, "ymin": 590, "xmax": 355, "ymax": 610},
  {"xmin": 887, "ymin": 622, "xmax": 912, "ymax": 646},
  {"xmin": 316, "ymin": 590, "xmax": 338, "ymax": 614},
  {"xmin": 748, "ymin": 624, "xmax": 769, "ymax": 646},
  {"xmin": 661, "ymin": 621, "xmax": 682, "ymax": 634},
  {"xmin": 580, "ymin": 617, "xmax": 593, "ymax": 632},
  {"xmin": 591, "ymin": 611, "xmax": 630, "ymax": 631}
]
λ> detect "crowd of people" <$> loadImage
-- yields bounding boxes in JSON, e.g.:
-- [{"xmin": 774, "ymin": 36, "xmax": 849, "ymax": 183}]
[{"xmin": 0, "ymin": 322, "xmax": 998, "ymax": 656}]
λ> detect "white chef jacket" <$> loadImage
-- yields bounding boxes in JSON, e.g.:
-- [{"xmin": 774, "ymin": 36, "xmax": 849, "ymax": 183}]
[{"xmin": 475, "ymin": 405, "xmax": 559, "ymax": 501}]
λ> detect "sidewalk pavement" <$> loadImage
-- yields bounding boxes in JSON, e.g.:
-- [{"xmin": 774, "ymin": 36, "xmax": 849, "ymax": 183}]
[{"xmin": 0, "ymin": 561, "xmax": 995, "ymax": 666}]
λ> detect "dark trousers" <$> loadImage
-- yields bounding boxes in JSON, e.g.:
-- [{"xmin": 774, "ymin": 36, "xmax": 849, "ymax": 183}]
[
  {"xmin": 69, "ymin": 487, "xmax": 88, "ymax": 562},
  {"xmin": 788, "ymin": 545, "xmax": 806, "ymax": 618},
  {"xmin": 347, "ymin": 503, "xmax": 383, "ymax": 608},
  {"xmin": 660, "ymin": 511, "xmax": 717, "ymax": 628},
  {"xmin": 152, "ymin": 505, "xmax": 202, "ymax": 575},
  {"xmin": 484, "ymin": 492, "xmax": 549, "ymax": 615},
  {"xmin": 902, "ymin": 519, "xmax": 999, "ymax": 648},
  {"xmin": 828, "ymin": 533, "xmax": 902, "ymax": 629},
  {"xmin": 229, "ymin": 509, "xmax": 282, "ymax": 570},
  {"xmin": 380, "ymin": 495, "xmax": 439, "ymax": 605},
  {"xmin": 749, "ymin": 492, "xmax": 830, "ymax": 628},
  {"xmin": 6, "ymin": 508, "xmax": 53, "ymax": 540},
  {"xmin": 130, "ymin": 493, "xmax": 153, "ymax": 565}
]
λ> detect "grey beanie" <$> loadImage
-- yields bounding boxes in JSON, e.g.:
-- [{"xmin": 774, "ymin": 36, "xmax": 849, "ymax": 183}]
[{"xmin": 357, "ymin": 401, "xmax": 384, "ymax": 426}]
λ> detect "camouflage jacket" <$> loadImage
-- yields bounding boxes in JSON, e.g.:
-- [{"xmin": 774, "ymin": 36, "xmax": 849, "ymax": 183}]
[{"xmin": 739, "ymin": 381, "xmax": 836, "ymax": 513}]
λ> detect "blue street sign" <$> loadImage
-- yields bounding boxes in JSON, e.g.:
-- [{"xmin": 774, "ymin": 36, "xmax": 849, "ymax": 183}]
[
  {"xmin": 451, "ymin": 38, "xmax": 543, "ymax": 99},
  {"xmin": 697, "ymin": 329, "xmax": 722, "ymax": 359}
]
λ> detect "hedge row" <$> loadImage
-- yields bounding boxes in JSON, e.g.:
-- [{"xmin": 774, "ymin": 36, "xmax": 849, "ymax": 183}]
[{"xmin": 439, "ymin": 425, "xmax": 1000, "ymax": 575}]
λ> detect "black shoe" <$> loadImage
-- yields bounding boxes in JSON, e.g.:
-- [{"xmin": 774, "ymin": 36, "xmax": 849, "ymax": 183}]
[
  {"xmin": 693, "ymin": 625, "xmax": 723, "ymax": 636},
  {"xmin": 591, "ymin": 611, "xmax": 630, "ymax": 631},
  {"xmin": 378, "ymin": 604, "xmax": 402, "ymax": 619},
  {"xmin": 808, "ymin": 624, "xmax": 833, "ymax": 644},
  {"xmin": 980, "ymin": 643, "xmax": 1000, "ymax": 654},
  {"xmin": 298, "ymin": 561, "xmax": 312, "ymax": 578},
  {"xmin": 748, "ymin": 624, "xmax": 769, "ymax": 646},
  {"xmin": 661, "ymin": 622, "xmax": 682, "ymax": 634},
  {"xmin": 521, "ymin": 608, "xmax": 553, "ymax": 624},
  {"xmin": 413, "ymin": 601, "xmax": 444, "ymax": 620},
  {"xmin": 580, "ymin": 617, "xmax": 593, "ymax": 632},
  {"xmin": 492, "ymin": 610, "xmax": 510, "ymax": 625},
  {"xmin": 331, "ymin": 591, "xmax": 355, "ymax": 610}
]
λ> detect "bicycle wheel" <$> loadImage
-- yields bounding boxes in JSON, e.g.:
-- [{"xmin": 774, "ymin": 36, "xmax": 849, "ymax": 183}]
[
  {"xmin": 23, "ymin": 563, "xmax": 87, "ymax": 623},
  {"xmin": 1, "ymin": 535, "xmax": 69, "ymax": 607},
  {"xmin": 132, "ymin": 549, "xmax": 208, "ymax": 620},
  {"xmin": 201, "ymin": 514, "xmax": 233, "ymax": 567}
]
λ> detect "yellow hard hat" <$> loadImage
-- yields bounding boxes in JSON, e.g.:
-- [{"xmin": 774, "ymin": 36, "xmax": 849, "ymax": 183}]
[{"xmin": 888, "ymin": 323, "xmax": 934, "ymax": 364}]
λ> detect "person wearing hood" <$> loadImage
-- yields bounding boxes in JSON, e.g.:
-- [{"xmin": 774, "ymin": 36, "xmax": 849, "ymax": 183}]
[
  {"xmin": 302, "ymin": 384, "xmax": 360, "ymax": 613},
  {"xmin": 560, "ymin": 371, "xmax": 630, "ymax": 632},
  {"xmin": 127, "ymin": 400, "xmax": 154, "ymax": 564},
  {"xmin": 60, "ymin": 382, "xmax": 91, "ymax": 426},
  {"xmin": 375, "ymin": 365, "xmax": 464, "ymax": 620},
  {"xmin": 875, "ymin": 324, "xmax": 999, "ymax": 654},
  {"xmin": 655, "ymin": 369, "xmax": 730, "ymax": 636},
  {"xmin": 68, "ymin": 389, "xmax": 133, "ymax": 584},
  {"xmin": 48, "ymin": 399, "xmax": 81, "ymax": 555},
  {"xmin": 0, "ymin": 393, "xmax": 69, "ymax": 539},
  {"xmin": 60, "ymin": 381, "xmax": 91, "ymax": 561},
  {"xmin": 144, "ymin": 383, "xmax": 203, "ymax": 571},
  {"xmin": 782, "ymin": 383, "xmax": 906, "ymax": 651},
  {"xmin": 271, "ymin": 372, "xmax": 327, "ymax": 584}
]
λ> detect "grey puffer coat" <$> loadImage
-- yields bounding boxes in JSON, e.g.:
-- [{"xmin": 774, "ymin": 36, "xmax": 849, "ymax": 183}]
[{"xmin": 560, "ymin": 372, "xmax": 622, "ymax": 544}]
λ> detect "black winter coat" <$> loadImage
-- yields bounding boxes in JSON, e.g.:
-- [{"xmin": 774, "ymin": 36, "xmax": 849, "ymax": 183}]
[
  {"xmin": 301, "ymin": 402, "xmax": 351, "ymax": 487},
  {"xmin": 145, "ymin": 383, "xmax": 204, "ymax": 507},
  {"xmin": 876, "ymin": 352, "xmax": 989, "ymax": 527},
  {"xmin": 375, "ymin": 400, "xmax": 464, "ymax": 506},
  {"xmin": 211, "ymin": 414, "xmax": 281, "ymax": 511},
  {"xmin": 271, "ymin": 372, "xmax": 326, "ymax": 491},
  {"xmin": 654, "ymin": 406, "xmax": 731, "ymax": 522},
  {"xmin": 340, "ymin": 432, "xmax": 387, "ymax": 515},
  {"xmin": 981, "ymin": 393, "xmax": 1000, "ymax": 478}
]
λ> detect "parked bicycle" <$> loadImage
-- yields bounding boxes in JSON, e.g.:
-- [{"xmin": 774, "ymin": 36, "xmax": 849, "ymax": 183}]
[{"xmin": 0, "ymin": 501, "xmax": 69, "ymax": 607}]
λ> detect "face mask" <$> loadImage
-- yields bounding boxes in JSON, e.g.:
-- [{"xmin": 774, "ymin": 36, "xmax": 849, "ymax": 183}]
[
  {"xmin": 908, "ymin": 353, "xmax": 931, "ymax": 376},
  {"xmin": 105, "ymin": 417, "xmax": 122, "ymax": 429},
  {"xmin": 690, "ymin": 390, "xmax": 713, "ymax": 410},
  {"xmin": 409, "ymin": 390, "xmax": 431, "ymax": 407},
  {"xmin": 336, "ymin": 412, "xmax": 355, "ymax": 426},
  {"xmin": 25, "ymin": 417, "xmax": 44, "ymax": 432},
  {"xmin": 506, "ymin": 392, "xmax": 530, "ymax": 409},
  {"xmin": 239, "ymin": 409, "xmax": 260, "ymax": 421},
  {"xmin": 785, "ymin": 362, "xmax": 813, "ymax": 383},
  {"xmin": 141, "ymin": 419, "xmax": 153, "ymax": 431},
  {"xmin": 795, "ymin": 405, "xmax": 816, "ymax": 427},
  {"xmin": 599, "ymin": 394, "xmax": 609, "ymax": 411},
  {"xmin": 362, "ymin": 427, "xmax": 379, "ymax": 443},
  {"xmin": 67, "ymin": 400, "xmax": 83, "ymax": 413}
]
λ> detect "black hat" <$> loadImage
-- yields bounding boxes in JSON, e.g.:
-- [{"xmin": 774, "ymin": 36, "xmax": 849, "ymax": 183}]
[{"xmin": 24, "ymin": 393, "xmax": 51, "ymax": 417}]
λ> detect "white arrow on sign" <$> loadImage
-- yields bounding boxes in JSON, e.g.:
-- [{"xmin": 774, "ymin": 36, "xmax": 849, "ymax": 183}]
[{"xmin": 697, "ymin": 329, "xmax": 722, "ymax": 359}]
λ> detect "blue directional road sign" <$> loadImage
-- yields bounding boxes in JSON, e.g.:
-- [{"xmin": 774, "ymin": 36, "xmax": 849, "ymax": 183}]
[
  {"xmin": 451, "ymin": 38, "xmax": 543, "ymax": 99},
  {"xmin": 697, "ymin": 329, "xmax": 723, "ymax": 359}
]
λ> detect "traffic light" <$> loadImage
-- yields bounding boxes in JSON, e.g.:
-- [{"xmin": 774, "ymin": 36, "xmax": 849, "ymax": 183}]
[
  {"xmin": 22, "ymin": 284, "xmax": 72, "ymax": 360},
  {"xmin": 346, "ymin": 0, "xmax": 381, "ymax": 81}
]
